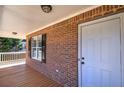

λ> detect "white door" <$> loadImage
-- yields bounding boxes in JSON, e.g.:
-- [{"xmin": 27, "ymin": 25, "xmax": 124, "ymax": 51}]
[{"xmin": 79, "ymin": 18, "xmax": 121, "ymax": 87}]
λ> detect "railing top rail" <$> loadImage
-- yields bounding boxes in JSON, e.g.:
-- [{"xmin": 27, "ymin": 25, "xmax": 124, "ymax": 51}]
[{"xmin": 0, "ymin": 51, "xmax": 26, "ymax": 54}]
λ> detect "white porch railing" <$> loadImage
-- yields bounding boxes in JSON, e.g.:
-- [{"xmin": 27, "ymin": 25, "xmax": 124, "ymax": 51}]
[{"xmin": 0, "ymin": 51, "xmax": 26, "ymax": 62}]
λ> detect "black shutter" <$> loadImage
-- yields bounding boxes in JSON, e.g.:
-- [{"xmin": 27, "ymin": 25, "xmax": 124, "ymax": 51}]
[
  {"xmin": 28, "ymin": 37, "xmax": 31, "ymax": 58},
  {"xmin": 42, "ymin": 34, "xmax": 47, "ymax": 63}
]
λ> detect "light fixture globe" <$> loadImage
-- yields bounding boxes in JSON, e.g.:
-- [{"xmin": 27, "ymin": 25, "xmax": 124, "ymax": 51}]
[{"xmin": 41, "ymin": 5, "xmax": 52, "ymax": 13}]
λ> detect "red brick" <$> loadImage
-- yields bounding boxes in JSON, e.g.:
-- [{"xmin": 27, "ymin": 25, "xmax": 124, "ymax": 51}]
[{"xmin": 26, "ymin": 5, "xmax": 124, "ymax": 87}]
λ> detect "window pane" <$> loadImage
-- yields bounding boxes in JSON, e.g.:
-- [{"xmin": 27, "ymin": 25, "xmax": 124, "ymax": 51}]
[
  {"xmin": 32, "ymin": 36, "xmax": 37, "ymax": 47},
  {"xmin": 32, "ymin": 48, "xmax": 37, "ymax": 59},
  {"xmin": 37, "ymin": 35, "xmax": 42, "ymax": 47},
  {"xmin": 37, "ymin": 48, "xmax": 42, "ymax": 61}
]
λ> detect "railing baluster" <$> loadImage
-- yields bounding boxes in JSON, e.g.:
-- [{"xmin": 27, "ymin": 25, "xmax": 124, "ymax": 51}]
[
  {"xmin": 4, "ymin": 54, "xmax": 6, "ymax": 61},
  {"xmin": 2, "ymin": 54, "xmax": 3, "ymax": 62},
  {"xmin": 4, "ymin": 54, "xmax": 5, "ymax": 61},
  {"xmin": 13, "ymin": 53, "xmax": 15, "ymax": 60},
  {"xmin": 12, "ymin": 54, "xmax": 13, "ymax": 61},
  {"xmin": 3, "ymin": 54, "xmax": 4, "ymax": 61},
  {"xmin": 15, "ymin": 53, "xmax": 16, "ymax": 60},
  {"xmin": 2, "ymin": 54, "xmax": 4, "ymax": 62},
  {"xmin": 19, "ymin": 53, "xmax": 20, "ymax": 59},
  {"xmin": 1, "ymin": 54, "xmax": 2, "ymax": 62},
  {"xmin": 12, "ymin": 54, "xmax": 13, "ymax": 60},
  {"xmin": 20, "ymin": 53, "xmax": 21, "ymax": 59},
  {"xmin": 5, "ymin": 54, "xmax": 7, "ymax": 61},
  {"xmin": 9, "ymin": 54, "xmax": 12, "ymax": 60},
  {"xmin": 11, "ymin": 54, "xmax": 12, "ymax": 61}
]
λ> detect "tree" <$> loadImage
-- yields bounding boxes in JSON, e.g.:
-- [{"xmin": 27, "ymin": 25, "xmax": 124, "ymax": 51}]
[{"xmin": 0, "ymin": 37, "xmax": 22, "ymax": 52}]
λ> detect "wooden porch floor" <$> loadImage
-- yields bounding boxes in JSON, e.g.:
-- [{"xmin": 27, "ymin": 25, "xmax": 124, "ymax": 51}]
[{"xmin": 0, "ymin": 64, "xmax": 62, "ymax": 87}]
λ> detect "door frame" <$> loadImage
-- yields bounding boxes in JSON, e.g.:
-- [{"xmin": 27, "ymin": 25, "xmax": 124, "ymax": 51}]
[{"xmin": 78, "ymin": 12, "xmax": 124, "ymax": 87}]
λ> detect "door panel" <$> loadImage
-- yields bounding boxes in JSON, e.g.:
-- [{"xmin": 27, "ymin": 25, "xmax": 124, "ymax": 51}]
[{"xmin": 80, "ymin": 18, "xmax": 121, "ymax": 87}]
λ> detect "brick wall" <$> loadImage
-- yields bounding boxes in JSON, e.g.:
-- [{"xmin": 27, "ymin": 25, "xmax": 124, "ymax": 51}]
[{"xmin": 26, "ymin": 5, "xmax": 124, "ymax": 87}]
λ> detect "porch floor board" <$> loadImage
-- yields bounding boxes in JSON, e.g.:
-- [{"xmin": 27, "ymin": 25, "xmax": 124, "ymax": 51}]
[{"xmin": 0, "ymin": 64, "xmax": 62, "ymax": 87}]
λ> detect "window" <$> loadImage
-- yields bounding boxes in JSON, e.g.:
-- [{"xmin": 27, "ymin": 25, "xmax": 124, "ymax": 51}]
[{"xmin": 31, "ymin": 34, "xmax": 46, "ymax": 62}]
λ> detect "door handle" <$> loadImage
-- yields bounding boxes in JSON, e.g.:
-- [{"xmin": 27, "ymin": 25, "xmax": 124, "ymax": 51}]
[{"xmin": 81, "ymin": 61, "xmax": 85, "ymax": 64}]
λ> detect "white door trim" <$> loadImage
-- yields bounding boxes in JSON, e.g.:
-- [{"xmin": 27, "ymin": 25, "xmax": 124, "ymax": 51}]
[{"xmin": 78, "ymin": 12, "xmax": 124, "ymax": 87}]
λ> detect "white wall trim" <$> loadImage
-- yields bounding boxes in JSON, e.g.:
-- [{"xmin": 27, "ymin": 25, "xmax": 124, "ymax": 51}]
[
  {"xmin": 26, "ymin": 5, "xmax": 100, "ymax": 36},
  {"xmin": 78, "ymin": 12, "xmax": 124, "ymax": 87}
]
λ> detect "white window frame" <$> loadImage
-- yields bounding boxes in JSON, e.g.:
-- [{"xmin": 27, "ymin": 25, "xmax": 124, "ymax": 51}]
[{"xmin": 31, "ymin": 35, "xmax": 42, "ymax": 61}]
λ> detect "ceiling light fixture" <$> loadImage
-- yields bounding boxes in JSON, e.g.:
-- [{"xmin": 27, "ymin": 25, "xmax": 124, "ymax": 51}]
[{"xmin": 41, "ymin": 5, "xmax": 52, "ymax": 13}]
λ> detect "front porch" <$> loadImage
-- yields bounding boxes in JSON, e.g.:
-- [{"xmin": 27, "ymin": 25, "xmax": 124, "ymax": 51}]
[
  {"xmin": 0, "ymin": 5, "xmax": 124, "ymax": 87},
  {"xmin": 0, "ymin": 51, "xmax": 61, "ymax": 87},
  {"xmin": 0, "ymin": 64, "xmax": 62, "ymax": 87}
]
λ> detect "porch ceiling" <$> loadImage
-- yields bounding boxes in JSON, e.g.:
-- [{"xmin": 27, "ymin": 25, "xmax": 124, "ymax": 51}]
[{"xmin": 0, "ymin": 5, "xmax": 94, "ymax": 39}]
